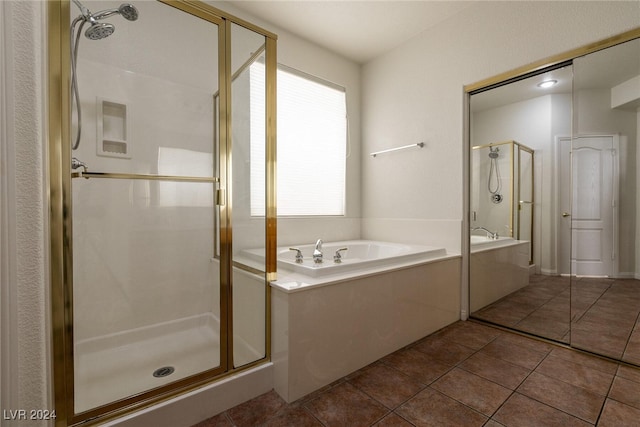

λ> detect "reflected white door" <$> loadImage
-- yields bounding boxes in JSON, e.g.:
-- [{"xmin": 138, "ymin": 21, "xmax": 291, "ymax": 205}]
[{"xmin": 559, "ymin": 135, "xmax": 617, "ymax": 277}]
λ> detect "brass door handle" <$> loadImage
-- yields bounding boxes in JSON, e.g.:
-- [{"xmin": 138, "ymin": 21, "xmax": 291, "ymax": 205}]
[{"xmin": 562, "ymin": 212, "xmax": 571, "ymax": 217}]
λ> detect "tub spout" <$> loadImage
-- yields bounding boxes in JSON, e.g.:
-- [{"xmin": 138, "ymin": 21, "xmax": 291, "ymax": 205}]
[
  {"xmin": 471, "ymin": 226, "xmax": 498, "ymax": 240},
  {"xmin": 313, "ymin": 239, "xmax": 323, "ymax": 264}
]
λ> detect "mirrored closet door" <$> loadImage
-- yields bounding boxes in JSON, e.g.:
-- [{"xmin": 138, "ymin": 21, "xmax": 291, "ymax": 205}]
[
  {"xmin": 570, "ymin": 37, "xmax": 640, "ymax": 364},
  {"xmin": 468, "ymin": 29, "xmax": 640, "ymax": 366}
]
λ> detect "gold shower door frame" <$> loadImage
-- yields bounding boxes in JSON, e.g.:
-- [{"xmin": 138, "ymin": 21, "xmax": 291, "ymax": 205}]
[
  {"xmin": 47, "ymin": 1, "xmax": 277, "ymax": 425},
  {"xmin": 471, "ymin": 140, "xmax": 535, "ymax": 262}
]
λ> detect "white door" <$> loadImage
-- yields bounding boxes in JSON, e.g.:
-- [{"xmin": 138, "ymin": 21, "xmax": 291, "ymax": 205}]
[{"xmin": 558, "ymin": 135, "xmax": 618, "ymax": 277}]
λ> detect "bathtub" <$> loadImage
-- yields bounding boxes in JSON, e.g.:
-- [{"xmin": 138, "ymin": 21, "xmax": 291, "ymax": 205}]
[
  {"xmin": 470, "ymin": 235, "xmax": 518, "ymax": 251},
  {"xmin": 265, "ymin": 239, "xmax": 461, "ymax": 402},
  {"xmin": 470, "ymin": 236, "xmax": 530, "ymax": 312},
  {"xmin": 275, "ymin": 240, "xmax": 446, "ymax": 278}
]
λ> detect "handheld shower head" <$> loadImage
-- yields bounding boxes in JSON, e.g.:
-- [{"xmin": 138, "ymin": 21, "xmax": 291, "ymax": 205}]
[
  {"xmin": 85, "ymin": 22, "xmax": 115, "ymax": 40},
  {"xmin": 72, "ymin": 1, "xmax": 139, "ymax": 40},
  {"xmin": 118, "ymin": 4, "xmax": 139, "ymax": 21},
  {"xmin": 92, "ymin": 4, "xmax": 139, "ymax": 22},
  {"xmin": 488, "ymin": 147, "xmax": 499, "ymax": 159},
  {"xmin": 70, "ymin": 1, "xmax": 139, "ymax": 151}
]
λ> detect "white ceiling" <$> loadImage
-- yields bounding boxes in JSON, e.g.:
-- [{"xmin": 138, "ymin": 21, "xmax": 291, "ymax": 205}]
[
  {"xmin": 471, "ymin": 38, "xmax": 640, "ymax": 112},
  {"xmin": 229, "ymin": 1, "xmax": 477, "ymax": 63},
  {"xmin": 228, "ymin": 1, "xmax": 640, "ymax": 109}
]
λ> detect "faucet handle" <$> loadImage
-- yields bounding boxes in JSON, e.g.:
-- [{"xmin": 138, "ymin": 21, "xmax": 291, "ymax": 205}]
[
  {"xmin": 289, "ymin": 247, "xmax": 304, "ymax": 263},
  {"xmin": 334, "ymin": 247, "xmax": 348, "ymax": 263}
]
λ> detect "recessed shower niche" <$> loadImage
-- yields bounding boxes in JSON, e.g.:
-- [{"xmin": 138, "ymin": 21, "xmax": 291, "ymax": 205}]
[{"xmin": 97, "ymin": 98, "xmax": 129, "ymax": 157}]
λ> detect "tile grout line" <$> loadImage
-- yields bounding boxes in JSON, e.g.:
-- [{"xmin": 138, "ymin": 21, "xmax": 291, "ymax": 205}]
[
  {"xmin": 511, "ymin": 349, "xmax": 608, "ymax": 425},
  {"xmin": 619, "ymin": 307, "xmax": 640, "ymax": 362},
  {"xmin": 422, "ymin": 330, "xmax": 527, "ymax": 424},
  {"xmin": 483, "ymin": 339, "xmax": 554, "ymax": 424},
  {"xmin": 592, "ymin": 365, "xmax": 620, "ymax": 427},
  {"xmin": 571, "ymin": 279, "xmax": 612, "ymax": 324}
]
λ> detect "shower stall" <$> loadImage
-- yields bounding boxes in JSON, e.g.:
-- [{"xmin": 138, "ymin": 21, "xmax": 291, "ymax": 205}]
[
  {"xmin": 48, "ymin": 1, "xmax": 276, "ymax": 425},
  {"xmin": 471, "ymin": 140, "xmax": 534, "ymax": 262}
]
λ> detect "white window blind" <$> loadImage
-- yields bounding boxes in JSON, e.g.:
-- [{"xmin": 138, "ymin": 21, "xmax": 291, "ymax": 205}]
[{"xmin": 250, "ymin": 63, "xmax": 347, "ymax": 216}]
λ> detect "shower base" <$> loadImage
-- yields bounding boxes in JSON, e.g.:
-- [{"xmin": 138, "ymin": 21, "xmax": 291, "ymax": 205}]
[{"xmin": 75, "ymin": 313, "xmax": 220, "ymax": 413}]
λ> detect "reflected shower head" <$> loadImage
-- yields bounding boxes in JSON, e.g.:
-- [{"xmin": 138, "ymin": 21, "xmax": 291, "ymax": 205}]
[
  {"xmin": 85, "ymin": 22, "xmax": 115, "ymax": 40},
  {"xmin": 488, "ymin": 147, "xmax": 499, "ymax": 158}
]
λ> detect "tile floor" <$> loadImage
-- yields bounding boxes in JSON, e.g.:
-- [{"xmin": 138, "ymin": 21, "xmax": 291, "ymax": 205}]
[
  {"xmin": 192, "ymin": 320, "xmax": 640, "ymax": 426},
  {"xmin": 472, "ymin": 275, "xmax": 640, "ymax": 364}
]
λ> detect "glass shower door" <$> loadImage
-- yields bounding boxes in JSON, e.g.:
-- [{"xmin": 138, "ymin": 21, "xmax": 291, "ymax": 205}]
[
  {"xmin": 229, "ymin": 23, "xmax": 268, "ymax": 368},
  {"xmin": 70, "ymin": 0, "xmax": 224, "ymax": 414},
  {"xmin": 517, "ymin": 146, "xmax": 534, "ymax": 263}
]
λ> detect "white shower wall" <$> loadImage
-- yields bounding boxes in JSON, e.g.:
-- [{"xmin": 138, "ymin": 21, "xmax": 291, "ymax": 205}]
[
  {"xmin": 72, "ymin": 41, "xmax": 219, "ymax": 341},
  {"xmin": 471, "ymin": 144, "xmax": 514, "ymax": 240},
  {"xmin": 72, "ymin": 178, "xmax": 217, "ymax": 342}
]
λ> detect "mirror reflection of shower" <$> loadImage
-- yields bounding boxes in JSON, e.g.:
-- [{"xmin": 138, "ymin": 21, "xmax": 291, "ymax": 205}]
[
  {"xmin": 70, "ymin": 0, "xmax": 139, "ymax": 157},
  {"xmin": 471, "ymin": 141, "xmax": 534, "ymax": 252},
  {"xmin": 488, "ymin": 146, "xmax": 503, "ymax": 203}
]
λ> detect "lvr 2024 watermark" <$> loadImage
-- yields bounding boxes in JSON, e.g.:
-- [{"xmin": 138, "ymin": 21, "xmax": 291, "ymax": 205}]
[{"xmin": 3, "ymin": 409, "xmax": 57, "ymax": 421}]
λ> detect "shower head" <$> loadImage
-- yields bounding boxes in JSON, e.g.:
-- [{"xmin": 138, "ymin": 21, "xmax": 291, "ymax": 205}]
[
  {"xmin": 72, "ymin": 1, "xmax": 139, "ymax": 40},
  {"xmin": 85, "ymin": 22, "xmax": 115, "ymax": 40},
  {"xmin": 488, "ymin": 147, "xmax": 499, "ymax": 159},
  {"xmin": 92, "ymin": 4, "xmax": 139, "ymax": 22},
  {"xmin": 118, "ymin": 4, "xmax": 139, "ymax": 21}
]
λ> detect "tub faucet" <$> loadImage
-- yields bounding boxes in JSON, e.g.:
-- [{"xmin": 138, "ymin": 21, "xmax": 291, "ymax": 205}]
[
  {"xmin": 289, "ymin": 248, "xmax": 304, "ymax": 263},
  {"xmin": 471, "ymin": 226, "xmax": 499, "ymax": 240},
  {"xmin": 313, "ymin": 239, "xmax": 323, "ymax": 264},
  {"xmin": 334, "ymin": 248, "xmax": 348, "ymax": 263}
]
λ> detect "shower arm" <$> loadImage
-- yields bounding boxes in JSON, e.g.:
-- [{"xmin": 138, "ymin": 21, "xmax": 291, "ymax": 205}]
[
  {"xmin": 72, "ymin": 0, "xmax": 114, "ymax": 22},
  {"xmin": 92, "ymin": 9, "xmax": 122, "ymax": 20},
  {"xmin": 72, "ymin": 0, "xmax": 92, "ymax": 20}
]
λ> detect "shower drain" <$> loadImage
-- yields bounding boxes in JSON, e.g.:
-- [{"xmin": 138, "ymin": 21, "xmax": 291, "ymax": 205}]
[{"xmin": 153, "ymin": 366, "xmax": 175, "ymax": 378}]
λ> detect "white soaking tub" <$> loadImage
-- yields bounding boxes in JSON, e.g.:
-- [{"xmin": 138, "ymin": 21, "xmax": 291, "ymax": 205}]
[
  {"xmin": 256, "ymin": 239, "xmax": 461, "ymax": 403},
  {"xmin": 274, "ymin": 240, "xmax": 447, "ymax": 278}
]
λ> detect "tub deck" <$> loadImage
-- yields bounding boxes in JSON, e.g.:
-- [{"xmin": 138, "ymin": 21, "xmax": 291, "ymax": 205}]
[{"xmin": 241, "ymin": 240, "xmax": 455, "ymax": 292}]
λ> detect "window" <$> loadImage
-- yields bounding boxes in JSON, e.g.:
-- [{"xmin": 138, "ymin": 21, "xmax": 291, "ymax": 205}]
[{"xmin": 250, "ymin": 63, "xmax": 347, "ymax": 216}]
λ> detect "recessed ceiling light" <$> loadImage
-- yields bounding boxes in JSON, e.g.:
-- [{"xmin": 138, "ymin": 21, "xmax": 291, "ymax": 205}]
[{"xmin": 537, "ymin": 79, "xmax": 557, "ymax": 89}]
